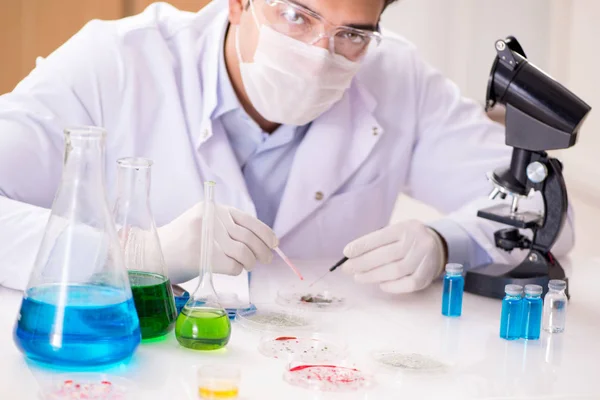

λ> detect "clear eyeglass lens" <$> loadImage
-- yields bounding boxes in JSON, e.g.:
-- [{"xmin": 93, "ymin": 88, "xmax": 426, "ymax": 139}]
[
  {"xmin": 262, "ymin": 0, "xmax": 378, "ymax": 60},
  {"xmin": 264, "ymin": 1, "xmax": 317, "ymax": 38},
  {"xmin": 334, "ymin": 30, "xmax": 373, "ymax": 61}
]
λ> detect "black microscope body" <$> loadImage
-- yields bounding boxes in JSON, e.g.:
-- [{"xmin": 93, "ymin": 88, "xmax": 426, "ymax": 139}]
[{"xmin": 464, "ymin": 37, "xmax": 592, "ymax": 299}]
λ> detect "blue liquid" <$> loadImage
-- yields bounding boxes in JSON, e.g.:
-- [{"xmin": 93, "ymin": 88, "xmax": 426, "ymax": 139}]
[
  {"xmin": 14, "ymin": 284, "xmax": 141, "ymax": 367},
  {"xmin": 500, "ymin": 296, "xmax": 523, "ymax": 340},
  {"xmin": 442, "ymin": 274, "xmax": 464, "ymax": 317},
  {"xmin": 521, "ymin": 296, "xmax": 543, "ymax": 340}
]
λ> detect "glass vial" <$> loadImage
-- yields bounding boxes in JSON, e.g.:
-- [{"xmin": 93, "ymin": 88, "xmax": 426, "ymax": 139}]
[
  {"xmin": 175, "ymin": 181, "xmax": 232, "ymax": 350},
  {"xmin": 13, "ymin": 127, "xmax": 140, "ymax": 366},
  {"xmin": 500, "ymin": 284, "xmax": 523, "ymax": 340},
  {"xmin": 521, "ymin": 284, "xmax": 543, "ymax": 340},
  {"xmin": 114, "ymin": 158, "xmax": 177, "ymax": 341},
  {"xmin": 543, "ymin": 280, "xmax": 568, "ymax": 333},
  {"xmin": 441, "ymin": 263, "xmax": 464, "ymax": 317}
]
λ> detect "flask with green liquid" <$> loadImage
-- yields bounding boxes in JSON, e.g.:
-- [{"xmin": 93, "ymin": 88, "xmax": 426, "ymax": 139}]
[
  {"xmin": 114, "ymin": 158, "xmax": 177, "ymax": 341},
  {"xmin": 175, "ymin": 181, "xmax": 231, "ymax": 350}
]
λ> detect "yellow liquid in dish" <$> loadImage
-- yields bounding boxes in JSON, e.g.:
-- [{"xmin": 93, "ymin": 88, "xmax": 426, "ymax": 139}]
[{"xmin": 198, "ymin": 386, "xmax": 239, "ymax": 399}]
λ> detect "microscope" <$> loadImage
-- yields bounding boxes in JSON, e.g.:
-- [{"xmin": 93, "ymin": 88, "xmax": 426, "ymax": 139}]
[{"xmin": 464, "ymin": 37, "xmax": 592, "ymax": 299}]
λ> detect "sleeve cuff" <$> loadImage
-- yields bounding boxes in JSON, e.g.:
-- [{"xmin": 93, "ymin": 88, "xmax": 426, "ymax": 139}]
[{"xmin": 428, "ymin": 218, "xmax": 492, "ymax": 271}]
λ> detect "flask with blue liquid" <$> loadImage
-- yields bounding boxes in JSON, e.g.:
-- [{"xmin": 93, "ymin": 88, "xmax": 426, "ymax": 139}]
[
  {"xmin": 13, "ymin": 127, "xmax": 141, "ymax": 367},
  {"xmin": 499, "ymin": 284, "xmax": 523, "ymax": 340},
  {"xmin": 521, "ymin": 284, "xmax": 543, "ymax": 340},
  {"xmin": 441, "ymin": 263, "xmax": 464, "ymax": 317}
]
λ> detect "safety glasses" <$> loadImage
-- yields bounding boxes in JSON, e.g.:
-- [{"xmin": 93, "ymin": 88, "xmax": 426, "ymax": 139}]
[{"xmin": 249, "ymin": 0, "xmax": 383, "ymax": 61}]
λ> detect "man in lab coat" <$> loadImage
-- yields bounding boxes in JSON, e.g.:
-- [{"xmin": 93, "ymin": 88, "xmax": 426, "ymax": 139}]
[{"xmin": 0, "ymin": 0, "xmax": 573, "ymax": 292}]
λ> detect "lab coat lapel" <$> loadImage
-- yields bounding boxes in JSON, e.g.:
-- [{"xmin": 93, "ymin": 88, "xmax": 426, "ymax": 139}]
[
  {"xmin": 193, "ymin": 10, "xmax": 253, "ymax": 213},
  {"xmin": 274, "ymin": 82, "xmax": 384, "ymax": 239}
]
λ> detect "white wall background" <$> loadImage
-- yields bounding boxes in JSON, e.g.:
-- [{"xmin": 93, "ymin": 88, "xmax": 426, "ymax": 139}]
[{"xmin": 381, "ymin": 0, "xmax": 599, "ymax": 260}]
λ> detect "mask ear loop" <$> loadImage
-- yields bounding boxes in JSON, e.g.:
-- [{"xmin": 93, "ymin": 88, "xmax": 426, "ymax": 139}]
[
  {"xmin": 236, "ymin": 0, "xmax": 262, "ymax": 64},
  {"xmin": 236, "ymin": 0, "xmax": 261, "ymax": 64},
  {"xmin": 235, "ymin": 25, "xmax": 244, "ymax": 63},
  {"xmin": 247, "ymin": 0, "xmax": 261, "ymax": 28}
]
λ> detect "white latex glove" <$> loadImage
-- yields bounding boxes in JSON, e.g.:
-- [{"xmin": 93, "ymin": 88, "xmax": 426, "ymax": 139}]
[
  {"xmin": 157, "ymin": 202, "xmax": 278, "ymax": 283},
  {"xmin": 342, "ymin": 220, "xmax": 447, "ymax": 294}
]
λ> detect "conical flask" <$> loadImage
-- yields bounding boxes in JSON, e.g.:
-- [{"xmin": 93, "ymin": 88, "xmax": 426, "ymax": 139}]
[
  {"xmin": 175, "ymin": 181, "xmax": 231, "ymax": 350},
  {"xmin": 113, "ymin": 157, "xmax": 177, "ymax": 341},
  {"xmin": 13, "ymin": 127, "xmax": 141, "ymax": 367}
]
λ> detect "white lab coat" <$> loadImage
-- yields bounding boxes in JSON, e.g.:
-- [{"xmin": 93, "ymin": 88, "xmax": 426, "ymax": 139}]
[{"xmin": 0, "ymin": 1, "xmax": 573, "ymax": 291}]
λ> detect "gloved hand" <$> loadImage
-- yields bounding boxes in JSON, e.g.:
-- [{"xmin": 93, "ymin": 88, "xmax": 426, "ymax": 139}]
[
  {"xmin": 157, "ymin": 202, "xmax": 278, "ymax": 283},
  {"xmin": 342, "ymin": 220, "xmax": 447, "ymax": 294}
]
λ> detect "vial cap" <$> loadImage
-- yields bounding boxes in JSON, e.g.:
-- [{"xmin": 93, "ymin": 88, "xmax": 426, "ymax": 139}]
[
  {"xmin": 548, "ymin": 279, "xmax": 567, "ymax": 291},
  {"xmin": 524, "ymin": 284, "xmax": 543, "ymax": 296},
  {"xmin": 504, "ymin": 284, "xmax": 523, "ymax": 296},
  {"xmin": 445, "ymin": 263, "xmax": 464, "ymax": 274}
]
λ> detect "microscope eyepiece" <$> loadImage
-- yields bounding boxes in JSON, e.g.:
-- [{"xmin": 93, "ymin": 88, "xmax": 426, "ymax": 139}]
[{"xmin": 487, "ymin": 37, "xmax": 591, "ymax": 151}]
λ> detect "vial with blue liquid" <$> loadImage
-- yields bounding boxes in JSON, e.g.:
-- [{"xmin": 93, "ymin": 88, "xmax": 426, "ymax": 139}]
[
  {"xmin": 500, "ymin": 284, "xmax": 523, "ymax": 340},
  {"xmin": 521, "ymin": 284, "xmax": 543, "ymax": 340},
  {"xmin": 441, "ymin": 263, "xmax": 464, "ymax": 317}
]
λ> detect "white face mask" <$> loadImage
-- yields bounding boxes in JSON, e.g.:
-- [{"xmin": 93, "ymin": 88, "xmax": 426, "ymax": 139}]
[{"xmin": 235, "ymin": 22, "xmax": 362, "ymax": 126}]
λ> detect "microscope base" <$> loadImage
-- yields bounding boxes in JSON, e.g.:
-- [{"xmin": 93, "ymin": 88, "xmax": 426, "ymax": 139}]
[{"xmin": 464, "ymin": 262, "xmax": 569, "ymax": 300}]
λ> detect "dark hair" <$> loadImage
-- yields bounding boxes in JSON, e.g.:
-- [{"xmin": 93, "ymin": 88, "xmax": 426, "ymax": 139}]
[{"xmin": 384, "ymin": 0, "xmax": 399, "ymax": 8}]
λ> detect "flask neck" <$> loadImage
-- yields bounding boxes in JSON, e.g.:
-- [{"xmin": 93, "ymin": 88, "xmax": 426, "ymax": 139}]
[
  {"xmin": 55, "ymin": 128, "xmax": 110, "ymax": 217},
  {"xmin": 192, "ymin": 181, "xmax": 219, "ymax": 301},
  {"xmin": 115, "ymin": 159, "xmax": 153, "ymax": 226},
  {"xmin": 62, "ymin": 130, "xmax": 106, "ymax": 189}
]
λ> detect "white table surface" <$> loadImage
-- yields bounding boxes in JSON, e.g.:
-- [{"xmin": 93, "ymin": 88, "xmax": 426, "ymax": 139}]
[{"xmin": 1, "ymin": 258, "xmax": 599, "ymax": 400}]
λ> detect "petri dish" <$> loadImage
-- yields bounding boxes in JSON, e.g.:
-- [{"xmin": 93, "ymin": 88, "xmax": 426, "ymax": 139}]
[
  {"xmin": 235, "ymin": 304, "xmax": 314, "ymax": 332},
  {"xmin": 284, "ymin": 362, "xmax": 374, "ymax": 392},
  {"xmin": 197, "ymin": 364, "xmax": 240, "ymax": 400},
  {"xmin": 372, "ymin": 350, "xmax": 449, "ymax": 373},
  {"xmin": 226, "ymin": 304, "xmax": 256, "ymax": 320},
  {"xmin": 276, "ymin": 281, "xmax": 347, "ymax": 311},
  {"xmin": 217, "ymin": 292, "xmax": 255, "ymax": 320},
  {"xmin": 258, "ymin": 332, "xmax": 348, "ymax": 363},
  {"xmin": 39, "ymin": 374, "xmax": 136, "ymax": 400}
]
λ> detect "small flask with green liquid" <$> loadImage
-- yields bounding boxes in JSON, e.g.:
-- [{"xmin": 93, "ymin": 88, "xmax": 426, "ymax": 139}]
[
  {"xmin": 114, "ymin": 158, "xmax": 177, "ymax": 341},
  {"xmin": 176, "ymin": 181, "xmax": 231, "ymax": 350}
]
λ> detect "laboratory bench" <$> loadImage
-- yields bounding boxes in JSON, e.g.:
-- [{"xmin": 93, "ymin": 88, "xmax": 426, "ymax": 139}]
[{"xmin": 1, "ymin": 258, "xmax": 599, "ymax": 400}]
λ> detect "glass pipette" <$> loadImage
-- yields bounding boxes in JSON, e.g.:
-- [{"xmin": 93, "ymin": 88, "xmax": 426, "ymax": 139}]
[{"xmin": 274, "ymin": 247, "xmax": 304, "ymax": 280}]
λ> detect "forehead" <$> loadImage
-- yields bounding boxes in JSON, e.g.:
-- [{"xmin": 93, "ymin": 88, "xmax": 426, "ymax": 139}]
[{"xmin": 290, "ymin": 0, "xmax": 384, "ymax": 26}]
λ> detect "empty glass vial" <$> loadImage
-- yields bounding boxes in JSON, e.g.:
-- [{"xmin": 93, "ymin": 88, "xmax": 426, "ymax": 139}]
[
  {"xmin": 13, "ymin": 127, "xmax": 140, "ymax": 366},
  {"xmin": 500, "ymin": 284, "xmax": 523, "ymax": 340},
  {"xmin": 521, "ymin": 284, "xmax": 543, "ymax": 340},
  {"xmin": 543, "ymin": 280, "xmax": 568, "ymax": 333},
  {"xmin": 175, "ymin": 181, "xmax": 231, "ymax": 350},
  {"xmin": 441, "ymin": 263, "xmax": 464, "ymax": 317},
  {"xmin": 114, "ymin": 158, "xmax": 177, "ymax": 340}
]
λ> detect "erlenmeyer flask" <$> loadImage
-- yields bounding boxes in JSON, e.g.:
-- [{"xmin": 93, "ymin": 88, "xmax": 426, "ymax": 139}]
[
  {"xmin": 114, "ymin": 157, "xmax": 177, "ymax": 341},
  {"xmin": 13, "ymin": 127, "xmax": 141, "ymax": 366},
  {"xmin": 175, "ymin": 181, "xmax": 231, "ymax": 350}
]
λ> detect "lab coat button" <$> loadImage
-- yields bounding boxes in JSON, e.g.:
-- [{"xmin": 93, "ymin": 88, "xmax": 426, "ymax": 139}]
[
  {"xmin": 202, "ymin": 129, "xmax": 210, "ymax": 139},
  {"xmin": 315, "ymin": 191, "xmax": 324, "ymax": 201},
  {"xmin": 372, "ymin": 127, "xmax": 379, "ymax": 136}
]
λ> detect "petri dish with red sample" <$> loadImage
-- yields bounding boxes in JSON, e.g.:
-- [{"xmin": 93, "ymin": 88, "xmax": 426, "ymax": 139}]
[
  {"xmin": 283, "ymin": 362, "xmax": 374, "ymax": 392},
  {"xmin": 258, "ymin": 332, "xmax": 348, "ymax": 363}
]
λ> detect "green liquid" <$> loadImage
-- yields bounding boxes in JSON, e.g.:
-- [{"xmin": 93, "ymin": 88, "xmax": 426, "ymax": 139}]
[
  {"xmin": 175, "ymin": 306, "xmax": 231, "ymax": 350},
  {"xmin": 128, "ymin": 271, "xmax": 177, "ymax": 340}
]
